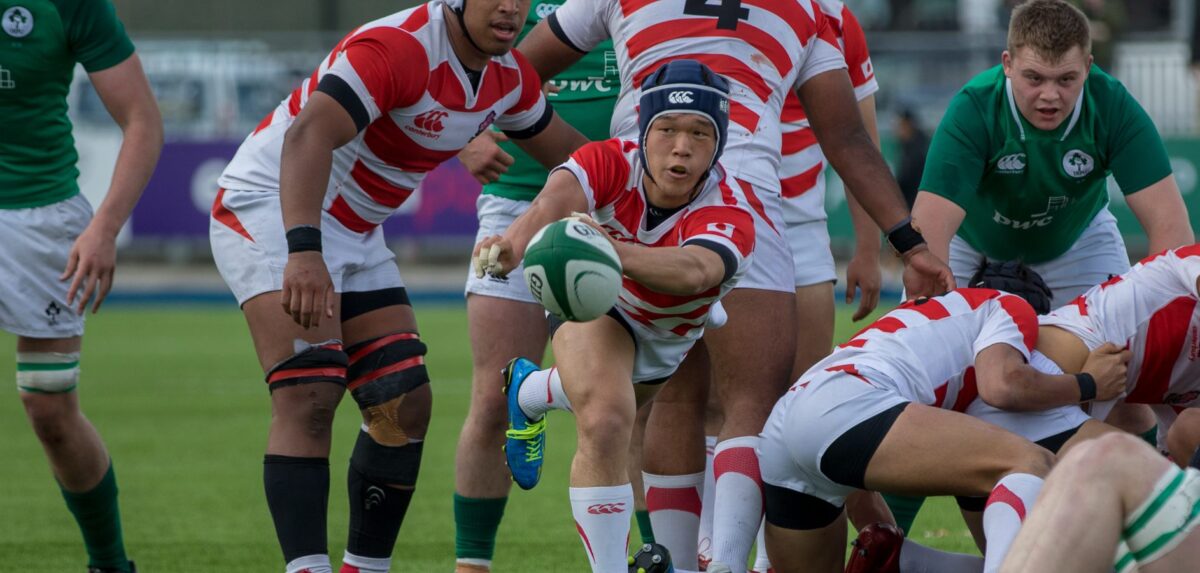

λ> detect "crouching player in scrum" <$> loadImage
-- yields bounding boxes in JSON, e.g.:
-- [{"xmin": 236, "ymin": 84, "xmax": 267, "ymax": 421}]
[
  {"xmin": 756, "ymin": 286, "xmax": 1129, "ymax": 573},
  {"xmin": 473, "ymin": 60, "xmax": 754, "ymax": 572}
]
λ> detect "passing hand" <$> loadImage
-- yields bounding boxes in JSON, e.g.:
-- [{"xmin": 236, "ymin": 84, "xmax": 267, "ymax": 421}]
[{"xmin": 473, "ymin": 235, "xmax": 519, "ymax": 279}]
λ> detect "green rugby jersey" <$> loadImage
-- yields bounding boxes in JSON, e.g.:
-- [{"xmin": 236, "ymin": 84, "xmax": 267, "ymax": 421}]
[
  {"xmin": 0, "ymin": 0, "xmax": 133, "ymax": 209},
  {"xmin": 484, "ymin": 0, "xmax": 618, "ymax": 202},
  {"xmin": 920, "ymin": 65, "xmax": 1172, "ymax": 263}
]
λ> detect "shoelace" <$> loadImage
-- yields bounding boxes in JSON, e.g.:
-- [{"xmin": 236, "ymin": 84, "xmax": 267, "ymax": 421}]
[{"xmin": 505, "ymin": 417, "xmax": 546, "ymax": 462}]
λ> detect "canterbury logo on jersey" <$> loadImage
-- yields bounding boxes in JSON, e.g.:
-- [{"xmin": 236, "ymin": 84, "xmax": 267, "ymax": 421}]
[
  {"xmin": 406, "ymin": 110, "xmax": 448, "ymax": 139},
  {"xmin": 668, "ymin": 91, "xmax": 694, "ymax": 104},
  {"xmin": 587, "ymin": 503, "xmax": 627, "ymax": 515},
  {"xmin": 996, "ymin": 153, "xmax": 1026, "ymax": 174}
]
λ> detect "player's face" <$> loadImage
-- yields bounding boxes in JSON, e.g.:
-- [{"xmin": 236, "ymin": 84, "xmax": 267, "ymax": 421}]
[
  {"xmin": 643, "ymin": 114, "xmax": 717, "ymax": 205},
  {"xmin": 463, "ymin": 0, "xmax": 529, "ymax": 56},
  {"xmin": 1003, "ymin": 46, "xmax": 1093, "ymax": 131}
]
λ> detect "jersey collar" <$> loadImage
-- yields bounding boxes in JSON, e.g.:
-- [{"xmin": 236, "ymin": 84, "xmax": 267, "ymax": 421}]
[{"xmin": 1004, "ymin": 78, "xmax": 1085, "ymax": 142}]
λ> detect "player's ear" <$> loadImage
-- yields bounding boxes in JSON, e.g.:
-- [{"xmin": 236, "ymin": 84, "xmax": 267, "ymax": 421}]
[{"xmin": 1001, "ymin": 50, "xmax": 1013, "ymax": 77}]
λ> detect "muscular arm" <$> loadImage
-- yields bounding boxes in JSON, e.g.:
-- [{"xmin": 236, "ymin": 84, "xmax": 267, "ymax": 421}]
[
  {"xmin": 278, "ymin": 92, "xmax": 359, "ymax": 229},
  {"xmin": 912, "ymin": 191, "xmax": 967, "ymax": 273},
  {"xmin": 798, "ymin": 69, "xmax": 909, "ymax": 232},
  {"xmin": 510, "ymin": 112, "xmax": 591, "ymax": 170},
  {"xmin": 1125, "ymin": 175, "xmax": 1195, "ymax": 254},
  {"xmin": 518, "ymin": 19, "xmax": 585, "ymax": 85},
  {"xmin": 976, "ymin": 344, "xmax": 1085, "ymax": 411},
  {"xmin": 615, "ymin": 242, "xmax": 727, "ymax": 296},
  {"xmin": 502, "ymin": 169, "xmax": 591, "ymax": 259}
]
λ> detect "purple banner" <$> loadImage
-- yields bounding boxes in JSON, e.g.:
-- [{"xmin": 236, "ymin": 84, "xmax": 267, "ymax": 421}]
[{"xmin": 131, "ymin": 140, "xmax": 483, "ymax": 240}]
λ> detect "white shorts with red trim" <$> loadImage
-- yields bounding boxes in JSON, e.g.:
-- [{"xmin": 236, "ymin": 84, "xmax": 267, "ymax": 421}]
[
  {"xmin": 612, "ymin": 305, "xmax": 701, "ymax": 385},
  {"xmin": 464, "ymin": 194, "xmax": 537, "ymax": 304},
  {"xmin": 210, "ymin": 188, "xmax": 403, "ymax": 306},
  {"xmin": 965, "ymin": 399, "xmax": 1091, "ymax": 443},
  {"xmin": 758, "ymin": 367, "xmax": 909, "ymax": 506},
  {"xmin": 738, "ymin": 183, "xmax": 795, "ymax": 293}
]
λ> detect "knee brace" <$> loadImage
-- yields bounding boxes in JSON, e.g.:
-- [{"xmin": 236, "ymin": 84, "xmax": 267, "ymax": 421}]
[
  {"xmin": 347, "ymin": 333, "xmax": 430, "ymax": 446},
  {"xmin": 265, "ymin": 341, "xmax": 348, "ymax": 392},
  {"xmin": 350, "ymin": 429, "xmax": 424, "ymax": 486},
  {"xmin": 16, "ymin": 352, "xmax": 80, "ymax": 393}
]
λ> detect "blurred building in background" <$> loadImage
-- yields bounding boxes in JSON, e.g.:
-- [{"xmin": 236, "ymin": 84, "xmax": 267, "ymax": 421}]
[{"xmin": 78, "ymin": 0, "xmax": 1198, "ymax": 265}]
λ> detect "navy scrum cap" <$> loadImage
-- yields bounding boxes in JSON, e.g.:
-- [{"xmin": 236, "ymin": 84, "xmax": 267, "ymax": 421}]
[{"xmin": 638, "ymin": 60, "xmax": 731, "ymax": 173}]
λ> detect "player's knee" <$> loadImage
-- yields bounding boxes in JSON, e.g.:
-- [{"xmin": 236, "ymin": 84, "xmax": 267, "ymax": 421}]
[
  {"xmin": 346, "ymin": 332, "xmax": 430, "ymax": 447},
  {"xmin": 1069, "ymin": 432, "xmax": 1150, "ymax": 472},
  {"xmin": 19, "ymin": 394, "xmax": 74, "ymax": 448},
  {"xmin": 1010, "ymin": 442, "xmax": 1055, "ymax": 478},
  {"xmin": 576, "ymin": 407, "xmax": 634, "ymax": 453},
  {"xmin": 265, "ymin": 342, "xmax": 349, "ymax": 438},
  {"xmin": 16, "ymin": 352, "xmax": 80, "ymax": 394}
]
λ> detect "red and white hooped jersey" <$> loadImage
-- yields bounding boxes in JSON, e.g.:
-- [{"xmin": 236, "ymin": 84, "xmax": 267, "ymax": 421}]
[
  {"xmin": 557, "ymin": 138, "xmax": 756, "ymax": 340},
  {"xmin": 218, "ymin": 1, "xmax": 548, "ymax": 233},
  {"xmin": 803, "ymin": 288, "xmax": 1038, "ymax": 405},
  {"xmin": 779, "ymin": 0, "xmax": 878, "ymax": 222},
  {"xmin": 550, "ymin": 0, "xmax": 847, "ymax": 195},
  {"xmin": 1041, "ymin": 245, "xmax": 1200, "ymax": 408}
]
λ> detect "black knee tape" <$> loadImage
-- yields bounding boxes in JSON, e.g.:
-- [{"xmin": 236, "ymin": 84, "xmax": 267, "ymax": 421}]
[
  {"xmin": 955, "ymin": 495, "xmax": 987, "ymax": 512},
  {"xmin": 350, "ymin": 430, "xmax": 424, "ymax": 485},
  {"xmin": 764, "ymin": 482, "xmax": 844, "ymax": 530},
  {"xmin": 265, "ymin": 342, "xmax": 348, "ymax": 392},
  {"xmin": 346, "ymin": 333, "xmax": 429, "ymax": 407}
]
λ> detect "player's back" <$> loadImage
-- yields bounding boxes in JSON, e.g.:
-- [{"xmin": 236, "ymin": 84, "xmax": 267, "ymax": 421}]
[
  {"xmin": 550, "ymin": 0, "xmax": 845, "ymax": 193},
  {"xmin": 808, "ymin": 288, "xmax": 1038, "ymax": 405}
]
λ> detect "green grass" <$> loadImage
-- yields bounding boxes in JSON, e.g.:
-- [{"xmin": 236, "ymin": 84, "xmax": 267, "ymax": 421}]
[{"xmin": 0, "ymin": 304, "xmax": 977, "ymax": 572}]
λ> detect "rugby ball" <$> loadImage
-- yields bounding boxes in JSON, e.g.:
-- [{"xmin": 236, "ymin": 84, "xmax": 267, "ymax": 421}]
[{"xmin": 523, "ymin": 218, "xmax": 623, "ymax": 322}]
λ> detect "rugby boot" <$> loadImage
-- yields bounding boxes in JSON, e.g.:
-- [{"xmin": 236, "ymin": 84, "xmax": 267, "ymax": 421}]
[
  {"xmin": 845, "ymin": 522, "xmax": 903, "ymax": 573},
  {"xmin": 502, "ymin": 357, "xmax": 547, "ymax": 490},
  {"xmin": 629, "ymin": 543, "xmax": 675, "ymax": 573},
  {"xmin": 87, "ymin": 561, "xmax": 135, "ymax": 573}
]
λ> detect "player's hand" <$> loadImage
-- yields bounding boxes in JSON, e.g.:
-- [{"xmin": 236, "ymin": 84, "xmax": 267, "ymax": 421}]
[
  {"xmin": 458, "ymin": 130, "xmax": 514, "ymax": 185},
  {"xmin": 543, "ymin": 81, "xmax": 561, "ymax": 96},
  {"xmin": 60, "ymin": 222, "xmax": 118, "ymax": 314},
  {"xmin": 845, "ymin": 252, "xmax": 881, "ymax": 321},
  {"xmin": 1082, "ymin": 342, "xmax": 1131, "ymax": 401},
  {"xmin": 473, "ymin": 235, "xmax": 519, "ymax": 278},
  {"xmin": 900, "ymin": 245, "xmax": 956, "ymax": 300},
  {"xmin": 281, "ymin": 251, "xmax": 335, "ymax": 329}
]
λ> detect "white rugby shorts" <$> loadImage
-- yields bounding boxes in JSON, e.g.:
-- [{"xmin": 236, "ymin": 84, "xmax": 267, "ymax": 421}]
[
  {"xmin": 210, "ymin": 188, "xmax": 404, "ymax": 306},
  {"xmin": 464, "ymin": 194, "xmax": 538, "ymax": 304},
  {"xmin": 758, "ymin": 367, "xmax": 909, "ymax": 506},
  {"xmin": 784, "ymin": 218, "xmax": 837, "ymax": 288},
  {"xmin": 0, "ymin": 194, "xmax": 91, "ymax": 338},
  {"xmin": 950, "ymin": 209, "xmax": 1130, "ymax": 307},
  {"xmin": 738, "ymin": 183, "xmax": 795, "ymax": 293}
]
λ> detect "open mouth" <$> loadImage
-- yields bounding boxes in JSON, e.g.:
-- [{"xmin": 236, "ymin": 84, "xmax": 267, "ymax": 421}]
[
  {"xmin": 491, "ymin": 21, "xmax": 517, "ymax": 42},
  {"xmin": 666, "ymin": 165, "xmax": 689, "ymax": 179},
  {"xmin": 1036, "ymin": 107, "xmax": 1059, "ymax": 119}
]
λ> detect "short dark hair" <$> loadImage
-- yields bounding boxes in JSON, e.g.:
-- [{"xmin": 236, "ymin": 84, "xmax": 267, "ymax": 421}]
[{"xmin": 1008, "ymin": 0, "xmax": 1092, "ymax": 61}]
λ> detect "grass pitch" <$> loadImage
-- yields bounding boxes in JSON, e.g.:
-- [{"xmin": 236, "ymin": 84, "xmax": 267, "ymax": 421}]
[{"xmin": 0, "ymin": 303, "xmax": 979, "ymax": 572}]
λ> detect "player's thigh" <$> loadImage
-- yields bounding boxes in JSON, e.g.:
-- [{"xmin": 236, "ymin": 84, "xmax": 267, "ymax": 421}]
[
  {"xmin": 864, "ymin": 403, "xmax": 1054, "ymax": 497},
  {"xmin": 552, "ymin": 314, "xmax": 637, "ymax": 411},
  {"xmin": 792, "ymin": 281, "xmax": 834, "ymax": 380},
  {"xmin": 0, "ymin": 195, "xmax": 91, "ymax": 340},
  {"xmin": 706, "ymin": 288, "xmax": 797, "ymax": 403},
  {"xmin": 1057, "ymin": 419, "xmax": 1122, "ymax": 458},
  {"xmin": 242, "ymin": 291, "xmax": 344, "ymax": 371},
  {"xmin": 764, "ymin": 514, "xmax": 847, "ymax": 573}
]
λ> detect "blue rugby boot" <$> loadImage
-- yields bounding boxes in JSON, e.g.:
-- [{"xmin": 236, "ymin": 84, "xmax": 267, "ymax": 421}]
[{"xmin": 502, "ymin": 357, "xmax": 546, "ymax": 490}]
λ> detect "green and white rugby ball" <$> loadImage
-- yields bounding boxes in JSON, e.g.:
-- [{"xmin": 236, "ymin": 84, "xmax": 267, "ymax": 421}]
[{"xmin": 523, "ymin": 218, "xmax": 623, "ymax": 322}]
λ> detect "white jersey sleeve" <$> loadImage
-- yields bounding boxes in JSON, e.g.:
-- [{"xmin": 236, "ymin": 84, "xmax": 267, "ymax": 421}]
[
  {"xmin": 791, "ymin": 2, "xmax": 849, "ymax": 90},
  {"xmin": 546, "ymin": 0, "xmax": 616, "ymax": 53},
  {"xmin": 974, "ymin": 293, "xmax": 1038, "ymax": 361}
]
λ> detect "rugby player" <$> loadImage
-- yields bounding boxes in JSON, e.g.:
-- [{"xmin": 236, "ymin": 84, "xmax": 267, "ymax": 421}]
[
  {"xmin": 474, "ymin": 60, "xmax": 755, "ymax": 572},
  {"xmin": 209, "ymin": 1, "xmax": 587, "ymax": 572},
  {"xmin": 0, "ymin": 1, "xmax": 161, "ymax": 571}
]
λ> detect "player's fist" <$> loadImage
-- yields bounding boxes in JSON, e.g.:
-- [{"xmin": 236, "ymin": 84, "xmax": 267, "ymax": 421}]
[
  {"xmin": 1082, "ymin": 342, "xmax": 1131, "ymax": 401},
  {"xmin": 281, "ymin": 251, "xmax": 335, "ymax": 329},
  {"xmin": 900, "ymin": 245, "xmax": 956, "ymax": 299},
  {"xmin": 473, "ymin": 235, "xmax": 518, "ymax": 278},
  {"xmin": 458, "ymin": 130, "xmax": 514, "ymax": 184}
]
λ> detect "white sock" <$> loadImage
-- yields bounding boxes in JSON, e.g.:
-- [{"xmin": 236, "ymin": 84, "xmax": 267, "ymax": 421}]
[
  {"xmin": 698, "ymin": 435, "xmax": 718, "ymax": 566},
  {"xmin": 644, "ymin": 471, "xmax": 705, "ymax": 570},
  {"xmin": 570, "ymin": 483, "xmax": 634, "ymax": 572},
  {"xmin": 518, "ymin": 367, "xmax": 572, "ymax": 419},
  {"xmin": 899, "ymin": 539, "xmax": 984, "ymax": 573},
  {"xmin": 711, "ymin": 436, "xmax": 764, "ymax": 573},
  {"xmin": 287, "ymin": 554, "xmax": 332, "ymax": 573},
  {"xmin": 341, "ymin": 552, "xmax": 390, "ymax": 573},
  {"xmin": 752, "ymin": 519, "xmax": 770, "ymax": 571},
  {"xmin": 982, "ymin": 473, "xmax": 1043, "ymax": 573}
]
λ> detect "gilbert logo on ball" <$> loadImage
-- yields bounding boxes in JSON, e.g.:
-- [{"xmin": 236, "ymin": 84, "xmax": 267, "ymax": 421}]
[{"xmin": 524, "ymin": 218, "xmax": 622, "ymax": 322}]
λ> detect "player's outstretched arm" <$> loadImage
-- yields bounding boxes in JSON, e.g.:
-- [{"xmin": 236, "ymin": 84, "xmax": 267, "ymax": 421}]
[
  {"xmin": 911, "ymin": 191, "xmax": 966, "ymax": 276},
  {"xmin": 613, "ymin": 243, "xmax": 727, "ymax": 297},
  {"xmin": 976, "ymin": 342, "xmax": 1129, "ymax": 411},
  {"xmin": 475, "ymin": 169, "xmax": 590, "ymax": 278},
  {"xmin": 1125, "ymin": 175, "xmax": 1195, "ymax": 254},
  {"xmin": 63, "ymin": 53, "xmax": 162, "ymax": 314},
  {"xmin": 277, "ymin": 91, "xmax": 359, "ymax": 328}
]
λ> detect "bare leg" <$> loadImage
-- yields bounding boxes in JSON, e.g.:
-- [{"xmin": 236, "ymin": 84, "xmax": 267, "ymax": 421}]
[
  {"xmin": 1166, "ymin": 408, "xmax": 1200, "ymax": 468},
  {"xmin": 764, "ymin": 512, "xmax": 847, "ymax": 573}
]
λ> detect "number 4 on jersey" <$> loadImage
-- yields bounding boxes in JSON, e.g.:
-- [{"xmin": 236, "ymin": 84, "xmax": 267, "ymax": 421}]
[{"xmin": 683, "ymin": 0, "xmax": 749, "ymax": 30}]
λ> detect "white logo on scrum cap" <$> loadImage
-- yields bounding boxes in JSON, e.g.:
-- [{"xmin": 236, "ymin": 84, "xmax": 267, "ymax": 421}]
[{"xmin": 668, "ymin": 91, "xmax": 694, "ymax": 104}]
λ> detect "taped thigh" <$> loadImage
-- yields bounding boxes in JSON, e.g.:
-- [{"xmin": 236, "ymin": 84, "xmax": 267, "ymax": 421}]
[
  {"xmin": 264, "ymin": 341, "xmax": 348, "ymax": 392},
  {"xmin": 1115, "ymin": 466, "xmax": 1200, "ymax": 572},
  {"xmin": 16, "ymin": 352, "xmax": 80, "ymax": 393},
  {"xmin": 346, "ymin": 332, "xmax": 430, "ymax": 446}
]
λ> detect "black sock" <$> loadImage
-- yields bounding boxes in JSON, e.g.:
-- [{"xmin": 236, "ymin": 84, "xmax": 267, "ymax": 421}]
[
  {"xmin": 263, "ymin": 455, "xmax": 330, "ymax": 563},
  {"xmin": 346, "ymin": 431, "xmax": 423, "ymax": 559}
]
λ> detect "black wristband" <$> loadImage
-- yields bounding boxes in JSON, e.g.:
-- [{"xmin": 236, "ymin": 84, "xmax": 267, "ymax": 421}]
[
  {"xmin": 886, "ymin": 217, "xmax": 926, "ymax": 255},
  {"xmin": 1075, "ymin": 372, "xmax": 1097, "ymax": 402},
  {"xmin": 286, "ymin": 225, "xmax": 322, "ymax": 254}
]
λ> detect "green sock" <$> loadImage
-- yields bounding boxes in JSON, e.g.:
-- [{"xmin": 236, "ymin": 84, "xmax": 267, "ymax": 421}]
[
  {"xmin": 882, "ymin": 494, "xmax": 926, "ymax": 536},
  {"xmin": 635, "ymin": 509, "xmax": 655, "ymax": 545},
  {"xmin": 454, "ymin": 493, "xmax": 508, "ymax": 561},
  {"xmin": 60, "ymin": 462, "xmax": 130, "ymax": 572},
  {"xmin": 1140, "ymin": 425, "xmax": 1159, "ymax": 448}
]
